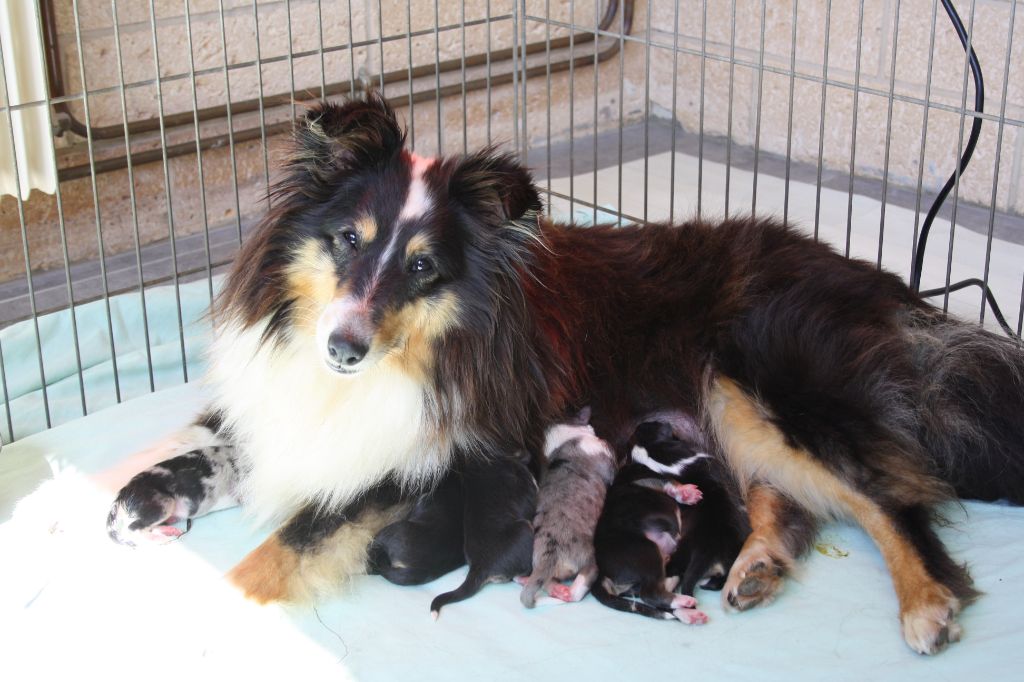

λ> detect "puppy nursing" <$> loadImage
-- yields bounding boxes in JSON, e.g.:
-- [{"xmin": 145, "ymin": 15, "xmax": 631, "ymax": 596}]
[
  {"xmin": 591, "ymin": 417, "xmax": 748, "ymax": 624},
  {"xmin": 520, "ymin": 409, "xmax": 617, "ymax": 607}
]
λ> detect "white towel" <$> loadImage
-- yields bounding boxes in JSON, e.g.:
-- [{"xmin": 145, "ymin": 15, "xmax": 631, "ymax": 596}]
[{"xmin": 0, "ymin": 2, "xmax": 57, "ymax": 201}]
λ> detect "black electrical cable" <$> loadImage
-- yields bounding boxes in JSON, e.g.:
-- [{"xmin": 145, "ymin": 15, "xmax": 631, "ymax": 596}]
[{"xmin": 911, "ymin": 0, "xmax": 1019, "ymax": 341}]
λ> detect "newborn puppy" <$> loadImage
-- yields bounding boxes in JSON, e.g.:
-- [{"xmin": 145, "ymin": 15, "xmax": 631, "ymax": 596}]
[
  {"xmin": 520, "ymin": 409, "xmax": 617, "ymax": 607},
  {"xmin": 367, "ymin": 472, "xmax": 464, "ymax": 585},
  {"xmin": 430, "ymin": 453, "xmax": 537, "ymax": 617},
  {"xmin": 592, "ymin": 458, "xmax": 707, "ymax": 624},
  {"xmin": 632, "ymin": 420, "xmax": 749, "ymax": 596}
]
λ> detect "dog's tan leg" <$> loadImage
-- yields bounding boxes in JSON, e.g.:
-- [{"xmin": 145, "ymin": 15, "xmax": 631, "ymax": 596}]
[
  {"xmin": 722, "ymin": 484, "xmax": 814, "ymax": 611},
  {"xmin": 228, "ymin": 490, "xmax": 409, "ymax": 604},
  {"xmin": 708, "ymin": 376, "xmax": 966, "ymax": 654}
]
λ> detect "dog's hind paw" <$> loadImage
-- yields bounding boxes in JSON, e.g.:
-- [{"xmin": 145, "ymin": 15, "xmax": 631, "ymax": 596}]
[
  {"xmin": 901, "ymin": 587, "xmax": 962, "ymax": 655},
  {"xmin": 722, "ymin": 543, "xmax": 785, "ymax": 612}
]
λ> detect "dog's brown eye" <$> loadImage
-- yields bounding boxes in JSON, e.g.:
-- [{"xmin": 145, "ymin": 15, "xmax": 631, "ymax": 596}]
[
  {"xmin": 410, "ymin": 257, "xmax": 434, "ymax": 274},
  {"xmin": 340, "ymin": 230, "xmax": 359, "ymax": 249}
]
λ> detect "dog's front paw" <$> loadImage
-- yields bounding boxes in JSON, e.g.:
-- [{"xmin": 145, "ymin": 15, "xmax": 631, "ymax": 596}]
[
  {"xmin": 900, "ymin": 585, "xmax": 962, "ymax": 655},
  {"xmin": 106, "ymin": 474, "xmax": 189, "ymax": 547},
  {"xmin": 722, "ymin": 541, "xmax": 786, "ymax": 612},
  {"xmin": 665, "ymin": 482, "xmax": 702, "ymax": 505}
]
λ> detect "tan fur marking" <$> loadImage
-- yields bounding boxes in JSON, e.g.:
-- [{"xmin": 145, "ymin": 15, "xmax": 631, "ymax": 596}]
[
  {"xmin": 404, "ymin": 233, "xmax": 433, "ymax": 261},
  {"xmin": 284, "ymin": 239, "xmax": 338, "ymax": 335},
  {"xmin": 354, "ymin": 215, "xmax": 377, "ymax": 243},
  {"xmin": 226, "ymin": 535, "xmax": 300, "ymax": 605},
  {"xmin": 228, "ymin": 503, "xmax": 410, "ymax": 604},
  {"xmin": 708, "ymin": 377, "xmax": 956, "ymax": 642},
  {"xmin": 377, "ymin": 293, "xmax": 461, "ymax": 381}
]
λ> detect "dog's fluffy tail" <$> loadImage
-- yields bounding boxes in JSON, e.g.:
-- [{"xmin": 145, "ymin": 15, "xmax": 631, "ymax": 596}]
[
  {"xmin": 911, "ymin": 315, "xmax": 1024, "ymax": 504},
  {"xmin": 589, "ymin": 579, "xmax": 675, "ymax": 620}
]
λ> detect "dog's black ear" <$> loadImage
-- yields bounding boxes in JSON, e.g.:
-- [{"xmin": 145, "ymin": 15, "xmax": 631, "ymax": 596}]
[
  {"xmin": 448, "ymin": 149, "xmax": 542, "ymax": 225},
  {"xmin": 292, "ymin": 92, "xmax": 405, "ymax": 182}
]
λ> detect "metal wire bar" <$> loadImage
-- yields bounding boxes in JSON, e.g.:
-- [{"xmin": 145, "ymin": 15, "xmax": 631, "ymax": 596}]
[
  {"xmin": 545, "ymin": 0, "xmax": 553, "ymax": 207},
  {"xmin": 347, "ymin": 0, "xmax": 357, "ymax": 97},
  {"xmin": 520, "ymin": 0, "xmax": 530, "ymax": 163},
  {"xmin": 377, "ymin": 0, "xmax": 386, "ymax": 91},
  {"xmin": 980, "ymin": 0, "xmax": 1017, "ymax": 326},
  {"xmin": 29, "ymin": 0, "xmax": 88, "ymax": 418},
  {"xmin": 71, "ymin": 0, "xmax": 121, "ymax": 403},
  {"xmin": 286, "ymin": 0, "xmax": 296, "ymax": 123},
  {"xmin": 486, "ymin": 0, "xmax": 493, "ymax": 145},
  {"xmin": 251, "ymin": 0, "xmax": 271, "ymax": 197},
  {"xmin": 461, "ymin": 0, "xmax": 468, "ymax": 154},
  {"xmin": 0, "ymin": 34, "xmax": 52, "ymax": 428},
  {"xmin": 697, "ymin": 0, "xmax": 707, "ymax": 219},
  {"xmin": 751, "ymin": 0, "xmax": 767, "ymax": 215},
  {"xmin": 724, "ymin": 0, "xmax": 737, "ymax": 219},
  {"xmin": 520, "ymin": 15, "xmax": 1024, "ymax": 129},
  {"xmin": 216, "ymin": 0, "xmax": 244, "ymax": 245},
  {"xmin": 147, "ymin": 0, "xmax": 190, "ymax": 383},
  {"xmin": 316, "ymin": 0, "xmax": 326, "ymax": 99},
  {"xmin": 667, "ymin": 0, "xmax": 680, "ymax": 224},
  {"xmin": 877, "ymin": 0, "xmax": 904, "ymax": 268},
  {"xmin": 941, "ymin": 0, "xmax": 979, "ymax": 314},
  {"xmin": 435, "ymin": 0, "xmax": 444, "ymax": 153},
  {"xmin": 813, "ymin": 0, "xmax": 833, "ymax": 241},
  {"xmin": 0, "ymin": 336, "xmax": 13, "ymax": 441},
  {"xmin": 615, "ymin": 0, "xmax": 625, "ymax": 226},
  {"xmin": 406, "ymin": 0, "xmax": 416, "ymax": 149},
  {"xmin": 109, "ymin": 0, "xmax": 156, "ymax": 393},
  {"xmin": 592, "ymin": 0, "xmax": 601, "ymax": 224},
  {"xmin": 546, "ymin": 188, "xmax": 644, "ymax": 226},
  {"xmin": 844, "ymin": 0, "xmax": 867, "ymax": 258},
  {"xmin": 782, "ymin": 0, "xmax": 798, "ymax": 224},
  {"xmin": 641, "ymin": 0, "xmax": 651, "ymax": 222},
  {"xmin": 182, "ymin": 0, "xmax": 214, "ymax": 302},
  {"xmin": 568, "ymin": 0, "xmax": 576, "ymax": 217},
  {"xmin": 911, "ymin": 0, "xmax": 941, "ymax": 274}
]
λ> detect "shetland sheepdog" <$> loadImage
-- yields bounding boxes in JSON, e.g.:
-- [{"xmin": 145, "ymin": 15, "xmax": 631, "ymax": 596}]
[{"xmin": 107, "ymin": 93, "xmax": 1024, "ymax": 655}]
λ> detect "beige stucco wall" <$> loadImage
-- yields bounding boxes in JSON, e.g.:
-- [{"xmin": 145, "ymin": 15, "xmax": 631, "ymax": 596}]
[{"xmin": 2, "ymin": 0, "xmax": 1020, "ymax": 284}]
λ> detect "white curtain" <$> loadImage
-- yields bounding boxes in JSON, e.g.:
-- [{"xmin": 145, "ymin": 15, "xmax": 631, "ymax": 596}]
[{"xmin": 0, "ymin": 1, "xmax": 57, "ymax": 201}]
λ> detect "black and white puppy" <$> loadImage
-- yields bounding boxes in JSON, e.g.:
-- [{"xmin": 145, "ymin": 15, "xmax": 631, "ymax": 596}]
[
  {"xmin": 592, "ymin": 454, "xmax": 707, "ymax": 624},
  {"xmin": 631, "ymin": 420, "xmax": 750, "ymax": 596},
  {"xmin": 367, "ymin": 472, "xmax": 465, "ymax": 586},
  {"xmin": 430, "ymin": 454, "xmax": 537, "ymax": 617}
]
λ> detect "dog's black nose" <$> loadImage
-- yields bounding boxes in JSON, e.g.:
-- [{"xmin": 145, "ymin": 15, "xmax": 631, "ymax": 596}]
[{"xmin": 327, "ymin": 332, "xmax": 368, "ymax": 366}]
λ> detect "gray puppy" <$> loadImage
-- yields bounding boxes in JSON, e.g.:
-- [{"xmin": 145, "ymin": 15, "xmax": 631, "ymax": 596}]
[{"xmin": 520, "ymin": 409, "xmax": 617, "ymax": 607}]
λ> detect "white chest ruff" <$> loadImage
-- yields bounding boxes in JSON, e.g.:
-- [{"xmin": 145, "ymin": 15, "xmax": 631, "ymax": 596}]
[{"xmin": 206, "ymin": 323, "xmax": 445, "ymax": 522}]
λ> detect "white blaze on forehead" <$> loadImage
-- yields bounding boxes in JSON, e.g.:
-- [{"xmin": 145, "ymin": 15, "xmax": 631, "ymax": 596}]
[
  {"xmin": 372, "ymin": 153, "xmax": 437, "ymax": 289},
  {"xmin": 399, "ymin": 152, "xmax": 436, "ymax": 221}
]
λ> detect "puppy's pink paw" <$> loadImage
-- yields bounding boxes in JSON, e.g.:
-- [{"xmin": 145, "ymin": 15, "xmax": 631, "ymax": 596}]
[
  {"xmin": 666, "ymin": 482, "xmax": 702, "ymax": 505},
  {"xmin": 670, "ymin": 594, "xmax": 696, "ymax": 609},
  {"xmin": 674, "ymin": 608, "xmax": 708, "ymax": 625},
  {"xmin": 548, "ymin": 584, "xmax": 573, "ymax": 602}
]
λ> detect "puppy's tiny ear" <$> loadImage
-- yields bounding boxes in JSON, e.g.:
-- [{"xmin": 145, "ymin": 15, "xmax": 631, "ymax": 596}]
[
  {"xmin": 576, "ymin": 406, "xmax": 592, "ymax": 425},
  {"xmin": 292, "ymin": 92, "xmax": 405, "ymax": 183},
  {"xmin": 448, "ymin": 149, "xmax": 542, "ymax": 225}
]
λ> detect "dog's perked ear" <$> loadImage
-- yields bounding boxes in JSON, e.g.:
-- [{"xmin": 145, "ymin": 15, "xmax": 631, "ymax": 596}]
[
  {"xmin": 291, "ymin": 92, "xmax": 406, "ymax": 186},
  {"xmin": 447, "ymin": 148, "xmax": 542, "ymax": 225}
]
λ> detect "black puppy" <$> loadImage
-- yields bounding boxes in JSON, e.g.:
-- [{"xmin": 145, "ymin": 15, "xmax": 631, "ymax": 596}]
[
  {"xmin": 430, "ymin": 453, "xmax": 537, "ymax": 617},
  {"xmin": 592, "ymin": 453, "xmax": 707, "ymax": 623},
  {"xmin": 631, "ymin": 421, "xmax": 750, "ymax": 597},
  {"xmin": 367, "ymin": 472, "xmax": 465, "ymax": 586}
]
